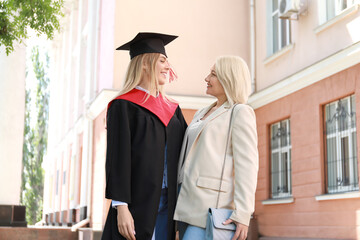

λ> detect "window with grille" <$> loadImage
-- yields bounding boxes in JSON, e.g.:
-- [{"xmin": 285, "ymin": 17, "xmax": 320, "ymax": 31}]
[
  {"xmin": 326, "ymin": 0, "xmax": 357, "ymax": 20},
  {"xmin": 267, "ymin": 0, "xmax": 291, "ymax": 56},
  {"xmin": 270, "ymin": 119, "xmax": 292, "ymax": 198},
  {"xmin": 324, "ymin": 95, "xmax": 359, "ymax": 193}
]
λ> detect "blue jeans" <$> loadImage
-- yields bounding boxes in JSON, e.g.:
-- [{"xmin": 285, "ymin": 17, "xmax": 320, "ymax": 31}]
[
  {"xmin": 152, "ymin": 188, "xmax": 168, "ymax": 240},
  {"xmin": 178, "ymin": 222, "xmax": 206, "ymax": 240}
]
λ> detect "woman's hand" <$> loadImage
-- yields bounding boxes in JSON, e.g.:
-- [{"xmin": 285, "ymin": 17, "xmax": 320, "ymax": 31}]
[
  {"xmin": 223, "ymin": 219, "xmax": 248, "ymax": 240},
  {"xmin": 116, "ymin": 205, "xmax": 136, "ymax": 240}
]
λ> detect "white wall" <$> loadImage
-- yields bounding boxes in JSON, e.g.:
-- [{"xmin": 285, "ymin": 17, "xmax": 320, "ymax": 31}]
[
  {"xmin": 255, "ymin": 1, "xmax": 360, "ymax": 91},
  {"xmin": 0, "ymin": 45, "xmax": 26, "ymax": 205},
  {"xmin": 112, "ymin": 0, "xmax": 251, "ymax": 97}
]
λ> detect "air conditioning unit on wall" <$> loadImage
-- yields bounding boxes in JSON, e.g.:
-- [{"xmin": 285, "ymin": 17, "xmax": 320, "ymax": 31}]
[{"xmin": 279, "ymin": 0, "xmax": 306, "ymax": 19}]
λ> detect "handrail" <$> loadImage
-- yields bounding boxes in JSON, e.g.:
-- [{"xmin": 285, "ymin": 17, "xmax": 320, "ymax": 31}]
[{"xmin": 71, "ymin": 218, "xmax": 90, "ymax": 232}]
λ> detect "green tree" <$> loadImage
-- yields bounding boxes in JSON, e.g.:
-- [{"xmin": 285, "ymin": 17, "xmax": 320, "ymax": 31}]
[
  {"xmin": 21, "ymin": 46, "xmax": 50, "ymax": 225},
  {"xmin": 0, "ymin": 0, "xmax": 63, "ymax": 55}
]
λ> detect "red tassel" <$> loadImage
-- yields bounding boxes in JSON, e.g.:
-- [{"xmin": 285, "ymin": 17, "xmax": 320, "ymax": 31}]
[{"xmin": 168, "ymin": 63, "xmax": 178, "ymax": 83}]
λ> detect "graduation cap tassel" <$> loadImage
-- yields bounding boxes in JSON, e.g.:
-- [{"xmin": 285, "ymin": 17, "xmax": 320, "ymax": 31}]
[{"xmin": 168, "ymin": 63, "xmax": 178, "ymax": 83}]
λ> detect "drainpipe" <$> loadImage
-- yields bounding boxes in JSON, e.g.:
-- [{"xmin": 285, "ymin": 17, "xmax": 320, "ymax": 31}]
[{"xmin": 250, "ymin": 0, "xmax": 256, "ymax": 93}]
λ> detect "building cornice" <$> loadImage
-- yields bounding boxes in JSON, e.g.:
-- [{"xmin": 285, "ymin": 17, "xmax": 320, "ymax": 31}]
[
  {"xmin": 87, "ymin": 89, "xmax": 120, "ymax": 120},
  {"xmin": 169, "ymin": 95, "xmax": 215, "ymax": 110},
  {"xmin": 248, "ymin": 41, "xmax": 360, "ymax": 109}
]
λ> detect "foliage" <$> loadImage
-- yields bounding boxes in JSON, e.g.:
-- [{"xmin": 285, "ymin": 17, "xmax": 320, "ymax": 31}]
[
  {"xmin": 21, "ymin": 46, "xmax": 50, "ymax": 225},
  {"xmin": 0, "ymin": 0, "xmax": 64, "ymax": 55}
]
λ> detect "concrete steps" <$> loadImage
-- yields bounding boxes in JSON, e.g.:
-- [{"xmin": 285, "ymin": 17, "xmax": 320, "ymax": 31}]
[
  {"xmin": 0, "ymin": 227, "xmax": 77, "ymax": 240},
  {"xmin": 0, "ymin": 227, "xmax": 103, "ymax": 240}
]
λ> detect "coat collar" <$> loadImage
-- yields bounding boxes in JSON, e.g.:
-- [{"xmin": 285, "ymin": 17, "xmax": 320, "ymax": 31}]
[
  {"xmin": 191, "ymin": 101, "xmax": 231, "ymax": 142},
  {"xmin": 194, "ymin": 101, "xmax": 231, "ymax": 123},
  {"xmin": 178, "ymin": 101, "xmax": 233, "ymax": 183}
]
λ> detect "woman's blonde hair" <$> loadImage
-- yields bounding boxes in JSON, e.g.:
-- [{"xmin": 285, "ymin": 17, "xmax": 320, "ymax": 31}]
[
  {"xmin": 215, "ymin": 55, "xmax": 252, "ymax": 105},
  {"xmin": 119, "ymin": 53, "xmax": 165, "ymax": 100}
]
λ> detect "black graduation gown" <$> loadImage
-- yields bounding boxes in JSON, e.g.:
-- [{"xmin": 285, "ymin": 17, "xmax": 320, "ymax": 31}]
[{"xmin": 101, "ymin": 98, "xmax": 187, "ymax": 240}]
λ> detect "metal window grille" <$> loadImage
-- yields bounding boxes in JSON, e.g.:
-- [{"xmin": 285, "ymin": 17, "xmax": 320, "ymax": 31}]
[
  {"xmin": 270, "ymin": 119, "xmax": 292, "ymax": 198},
  {"xmin": 271, "ymin": 0, "xmax": 291, "ymax": 54},
  {"xmin": 324, "ymin": 95, "xmax": 359, "ymax": 193}
]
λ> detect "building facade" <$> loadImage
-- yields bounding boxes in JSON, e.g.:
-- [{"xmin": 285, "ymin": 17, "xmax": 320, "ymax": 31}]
[
  {"xmin": 42, "ymin": 0, "xmax": 360, "ymax": 239},
  {"xmin": 250, "ymin": 1, "xmax": 360, "ymax": 239}
]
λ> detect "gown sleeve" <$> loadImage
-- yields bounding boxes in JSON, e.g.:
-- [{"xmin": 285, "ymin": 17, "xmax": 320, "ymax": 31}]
[{"xmin": 105, "ymin": 100, "xmax": 132, "ymax": 203}]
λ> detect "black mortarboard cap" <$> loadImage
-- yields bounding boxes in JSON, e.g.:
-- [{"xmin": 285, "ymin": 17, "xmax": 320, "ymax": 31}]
[{"xmin": 116, "ymin": 32, "xmax": 178, "ymax": 59}]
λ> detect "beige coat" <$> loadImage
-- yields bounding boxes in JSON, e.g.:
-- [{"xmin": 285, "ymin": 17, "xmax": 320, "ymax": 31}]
[{"xmin": 173, "ymin": 102, "xmax": 259, "ymax": 228}]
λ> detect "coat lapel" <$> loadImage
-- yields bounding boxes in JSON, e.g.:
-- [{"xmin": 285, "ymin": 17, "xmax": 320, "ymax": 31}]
[
  {"xmin": 178, "ymin": 101, "xmax": 232, "ymax": 183},
  {"xmin": 192, "ymin": 101, "xmax": 231, "ymax": 141}
]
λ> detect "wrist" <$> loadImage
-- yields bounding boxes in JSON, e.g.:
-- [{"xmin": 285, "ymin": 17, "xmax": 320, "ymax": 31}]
[{"xmin": 116, "ymin": 205, "xmax": 128, "ymax": 209}]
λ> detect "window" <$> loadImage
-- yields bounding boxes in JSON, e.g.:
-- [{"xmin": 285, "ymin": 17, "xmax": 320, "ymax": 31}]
[
  {"xmin": 63, "ymin": 171, "xmax": 66, "ymax": 185},
  {"xmin": 56, "ymin": 170, "xmax": 59, "ymax": 195},
  {"xmin": 270, "ymin": 119, "xmax": 292, "ymax": 198},
  {"xmin": 324, "ymin": 95, "xmax": 359, "ymax": 193},
  {"xmin": 326, "ymin": 0, "xmax": 357, "ymax": 21},
  {"xmin": 267, "ymin": 0, "xmax": 291, "ymax": 56}
]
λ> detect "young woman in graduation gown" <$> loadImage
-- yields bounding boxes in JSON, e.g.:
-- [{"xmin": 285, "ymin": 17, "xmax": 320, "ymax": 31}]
[{"xmin": 101, "ymin": 32, "xmax": 187, "ymax": 240}]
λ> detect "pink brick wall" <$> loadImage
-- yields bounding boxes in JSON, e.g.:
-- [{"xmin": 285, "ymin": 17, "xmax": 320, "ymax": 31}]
[{"xmin": 254, "ymin": 64, "xmax": 360, "ymax": 239}]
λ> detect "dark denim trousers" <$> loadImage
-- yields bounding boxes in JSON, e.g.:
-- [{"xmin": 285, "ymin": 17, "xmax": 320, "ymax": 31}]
[{"xmin": 153, "ymin": 188, "xmax": 168, "ymax": 240}]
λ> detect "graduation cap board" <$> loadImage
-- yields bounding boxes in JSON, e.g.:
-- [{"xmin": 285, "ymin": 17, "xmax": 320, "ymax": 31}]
[{"xmin": 116, "ymin": 32, "xmax": 178, "ymax": 59}]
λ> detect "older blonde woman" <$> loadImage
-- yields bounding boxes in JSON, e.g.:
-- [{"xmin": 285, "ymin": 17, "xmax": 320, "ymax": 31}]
[{"xmin": 174, "ymin": 56, "xmax": 259, "ymax": 240}]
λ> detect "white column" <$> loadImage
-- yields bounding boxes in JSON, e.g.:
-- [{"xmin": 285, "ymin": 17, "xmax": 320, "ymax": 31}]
[
  {"xmin": 44, "ymin": 39, "xmax": 60, "ymax": 216},
  {"xmin": 85, "ymin": 0, "xmax": 98, "ymax": 102},
  {"xmin": 74, "ymin": 0, "xmax": 83, "ymax": 120},
  {"xmin": 79, "ymin": 119, "xmax": 92, "ymax": 208},
  {"xmin": 88, "ymin": 0, "xmax": 101, "ymax": 228},
  {"xmin": 64, "ymin": 8, "xmax": 75, "ymax": 133},
  {"xmin": 73, "ymin": 132, "xmax": 82, "ymax": 208},
  {"xmin": 69, "ymin": 133, "xmax": 79, "ymax": 210},
  {"xmin": 0, "ymin": 45, "xmax": 26, "ymax": 205},
  {"xmin": 78, "ymin": 0, "xmax": 99, "ymax": 219},
  {"xmin": 59, "ymin": 22, "xmax": 68, "ymax": 140}
]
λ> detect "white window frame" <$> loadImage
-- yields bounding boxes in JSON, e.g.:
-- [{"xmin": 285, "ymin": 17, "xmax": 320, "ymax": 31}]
[
  {"xmin": 318, "ymin": 0, "xmax": 358, "ymax": 24},
  {"xmin": 324, "ymin": 95, "xmax": 359, "ymax": 194},
  {"xmin": 328, "ymin": 0, "xmax": 356, "ymax": 20},
  {"xmin": 266, "ymin": 0, "xmax": 291, "ymax": 56},
  {"xmin": 270, "ymin": 119, "xmax": 292, "ymax": 199}
]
